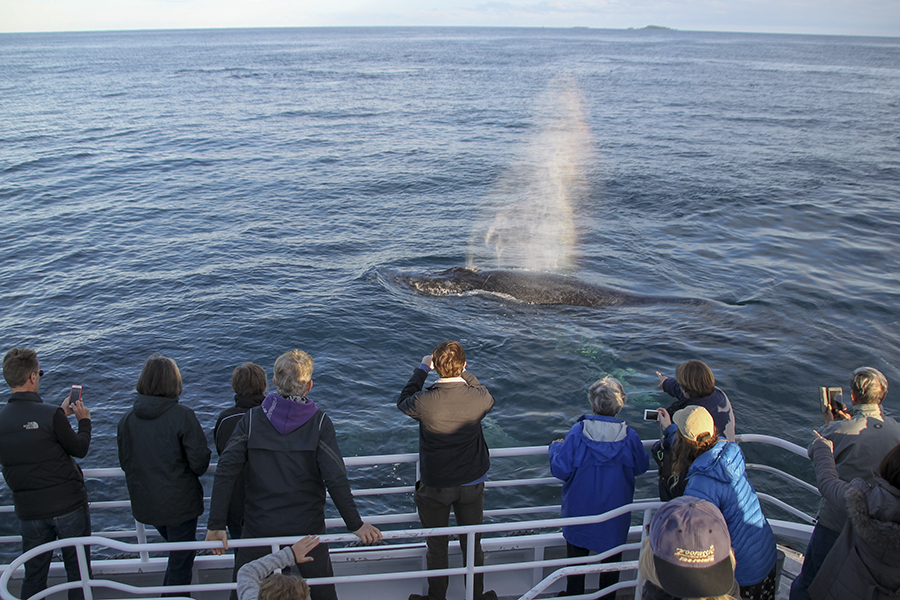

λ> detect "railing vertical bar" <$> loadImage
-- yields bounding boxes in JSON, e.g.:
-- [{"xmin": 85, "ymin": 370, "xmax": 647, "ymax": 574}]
[
  {"xmin": 465, "ymin": 530, "xmax": 475, "ymax": 600},
  {"xmin": 135, "ymin": 521, "xmax": 149, "ymax": 562},
  {"xmin": 635, "ymin": 507, "xmax": 653, "ymax": 599},
  {"xmin": 75, "ymin": 542, "xmax": 93, "ymax": 600}
]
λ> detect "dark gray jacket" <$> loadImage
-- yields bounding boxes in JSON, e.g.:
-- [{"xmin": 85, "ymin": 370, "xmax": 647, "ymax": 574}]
[
  {"xmin": 398, "ymin": 369, "xmax": 494, "ymax": 488},
  {"xmin": 207, "ymin": 403, "xmax": 364, "ymax": 536},
  {"xmin": 117, "ymin": 394, "xmax": 211, "ymax": 527},
  {"xmin": 809, "ymin": 437, "xmax": 900, "ymax": 600}
]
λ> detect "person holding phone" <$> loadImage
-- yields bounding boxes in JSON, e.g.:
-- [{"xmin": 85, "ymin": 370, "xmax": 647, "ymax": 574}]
[
  {"xmin": 0, "ymin": 348, "xmax": 92, "ymax": 600},
  {"xmin": 790, "ymin": 367, "xmax": 900, "ymax": 600}
]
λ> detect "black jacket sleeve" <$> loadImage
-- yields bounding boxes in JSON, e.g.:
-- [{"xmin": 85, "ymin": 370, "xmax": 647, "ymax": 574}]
[
  {"xmin": 208, "ymin": 413, "xmax": 250, "ymax": 530},
  {"xmin": 316, "ymin": 413, "xmax": 364, "ymax": 533},
  {"xmin": 53, "ymin": 409, "xmax": 91, "ymax": 458},
  {"xmin": 397, "ymin": 367, "xmax": 429, "ymax": 418}
]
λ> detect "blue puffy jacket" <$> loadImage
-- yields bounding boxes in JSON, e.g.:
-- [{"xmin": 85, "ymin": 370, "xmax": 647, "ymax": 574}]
[
  {"xmin": 549, "ymin": 415, "xmax": 649, "ymax": 553},
  {"xmin": 666, "ymin": 426, "xmax": 777, "ymax": 586}
]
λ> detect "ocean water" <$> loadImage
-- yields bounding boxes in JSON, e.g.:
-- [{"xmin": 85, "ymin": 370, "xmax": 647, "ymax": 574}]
[{"xmin": 1, "ymin": 27, "xmax": 900, "ymax": 543}]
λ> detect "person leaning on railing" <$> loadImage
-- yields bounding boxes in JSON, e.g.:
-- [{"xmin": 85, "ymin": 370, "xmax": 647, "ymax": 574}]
[
  {"xmin": 206, "ymin": 348, "xmax": 381, "ymax": 600},
  {"xmin": 0, "ymin": 348, "xmax": 93, "ymax": 600}
]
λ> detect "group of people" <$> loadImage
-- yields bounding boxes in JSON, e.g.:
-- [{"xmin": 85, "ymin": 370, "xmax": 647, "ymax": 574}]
[
  {"xmin": 0, "ymin": 346, "xmax": 898, "ymax": 600},
  {"xmin": 549, "ymin": 360, "xmax": 900, "ymax": 600}
]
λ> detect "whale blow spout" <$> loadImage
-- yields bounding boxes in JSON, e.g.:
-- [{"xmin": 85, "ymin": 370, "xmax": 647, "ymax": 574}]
[{"xmin": 393, "ymin": 267, "xmax": 710, "ymax": 308}]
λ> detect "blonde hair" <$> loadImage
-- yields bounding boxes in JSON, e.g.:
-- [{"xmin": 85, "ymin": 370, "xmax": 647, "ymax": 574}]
[
  {"xmin": 258, "ymin": 573, "xmax": 309, "ymax": 600},
  {"xmin": 273, "ymin": 350, "xmax": 314, "ymax": 397}
]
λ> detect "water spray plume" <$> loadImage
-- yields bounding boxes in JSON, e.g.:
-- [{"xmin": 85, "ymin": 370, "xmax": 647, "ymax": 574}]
[{"xmin": 468, "ymin": 75, "xmax": 596, "ymax": 273}]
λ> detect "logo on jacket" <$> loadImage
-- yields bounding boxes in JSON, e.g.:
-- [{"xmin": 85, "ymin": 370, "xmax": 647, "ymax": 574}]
[{"xmin": 23, "ymin": 421, "xmax": 39, "ymax": 430}]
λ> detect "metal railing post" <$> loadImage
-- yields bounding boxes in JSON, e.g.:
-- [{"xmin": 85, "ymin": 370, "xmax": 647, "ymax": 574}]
[
  {"xmin": 465, "ymin": 529, "xmax": 476, "ymax": 600},
  {"xmin": 76, "ymin": 541, "xmax": 93, "ymax": 600},
  {"xmin": 135, "ymin": 521, "xmax": 150, "ymax": 562},
  {"xmin": 635, "ymin": 507, "xmax": 653, "ymax": 599}
]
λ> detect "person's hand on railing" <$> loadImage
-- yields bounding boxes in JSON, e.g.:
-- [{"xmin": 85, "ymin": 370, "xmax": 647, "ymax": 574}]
[
  {"xmin": 353, "ymin": 522, "xmax": 382, "ymax": 544},
  {"xmin": 291, "ymin": 535, "xmax": 319, "ymax": 563},
  {"xmin": 205, "ymin": 529, "xmax": 228, "ymax": 555}
]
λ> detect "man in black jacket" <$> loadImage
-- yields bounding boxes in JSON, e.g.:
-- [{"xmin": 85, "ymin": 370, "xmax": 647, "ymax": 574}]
[
  {"xmin": 0, "ymin": 348, "xmax": 92, "ymax": 600},
  {"xmin": 398, "ymin": 341, "xmax": 496, "ymax": 600}
]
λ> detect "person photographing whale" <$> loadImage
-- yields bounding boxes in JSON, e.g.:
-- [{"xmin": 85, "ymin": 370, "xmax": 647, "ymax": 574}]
[{"xmin": 397, "ymin": 341, "xmax": 497, "ymax": 600}]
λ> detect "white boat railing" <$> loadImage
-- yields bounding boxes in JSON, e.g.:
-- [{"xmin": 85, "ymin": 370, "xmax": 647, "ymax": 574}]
[{"xmin": 0, "ymin": 434, "xmax": 818, "ymax": 600}]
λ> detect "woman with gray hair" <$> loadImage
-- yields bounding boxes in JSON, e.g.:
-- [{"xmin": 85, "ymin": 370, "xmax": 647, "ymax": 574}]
[{"xmin": 549, "ymin": 376, "xmax": 649, "ymax": 598}]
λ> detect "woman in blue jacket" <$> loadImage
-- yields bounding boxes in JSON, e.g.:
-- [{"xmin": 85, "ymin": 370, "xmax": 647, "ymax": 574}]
[
  {"xmin": 659, "ymin": 405, "xmax": 777, "ymax": 600},
  {"xmin": 549, "ymin": 377, "xmax": 649, "ymax": 598}
]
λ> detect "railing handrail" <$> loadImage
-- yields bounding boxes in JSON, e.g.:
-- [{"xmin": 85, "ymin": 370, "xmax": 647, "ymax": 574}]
[
  {"xmin": 0, "ymin": 502, "xmax": 667, "ymax": 600},
  {"xmin": 0, "ymin": 435, "xmax": 820, "ymax": 600}
]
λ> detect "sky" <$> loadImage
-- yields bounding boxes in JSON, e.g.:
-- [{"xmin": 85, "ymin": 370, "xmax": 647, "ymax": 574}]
[{"xmin": 1, "ymin": 0, "xmax": 899, "ymax": 36}]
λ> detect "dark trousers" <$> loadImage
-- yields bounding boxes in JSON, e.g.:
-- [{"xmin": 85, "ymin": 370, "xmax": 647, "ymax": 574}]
[
  {"xmin": 789, "ymin": 523, "xmax": 840, "ymax": 600},
  {"xmin": 564, "ymin": 543, "xmax": 620, "ymax": 599},
  {"xmin": 414, "ymin": 482, "xmax": 485, "ymax": 600},
  {"xmin": 20, "ymin": 504, "xmax": 92, "ymax": 600},
  {"xmin": 154, "ymin": 517, "xmax": 198, "ymax": 592},
  {"xmin": 234, "ymin": 540, "xmax": 336, "ymax": 600}
]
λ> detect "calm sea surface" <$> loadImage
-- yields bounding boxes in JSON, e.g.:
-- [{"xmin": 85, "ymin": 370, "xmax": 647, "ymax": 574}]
[{"xmin": 1, "ymin": 27, "xmax": 899, "ymax": 543}]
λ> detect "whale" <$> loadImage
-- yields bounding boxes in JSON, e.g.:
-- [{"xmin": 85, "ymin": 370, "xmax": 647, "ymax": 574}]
[{"xmin": 391, "ymin": 267, "xmax": 711, "ymax": 308}]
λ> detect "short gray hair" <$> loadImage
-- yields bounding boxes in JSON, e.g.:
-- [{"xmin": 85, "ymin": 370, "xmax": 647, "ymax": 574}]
[
  {"xmin": 588, "ymin": 376, "xmax": 626, "ymax": 416},
  {"xmin": 851, "ymin": 367, "xmax": 888, "ymax": 404},
  {"xmin": 273, "ymin": 349, "xmax": 314, "ymax": 397}
]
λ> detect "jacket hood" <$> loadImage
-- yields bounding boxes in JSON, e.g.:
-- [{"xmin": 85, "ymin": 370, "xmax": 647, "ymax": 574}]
[
  {"xmin": 234, "ymin": 394, "xmax": 265, "ymax": 410},
  {"xmin": 133, "ymin": 394, "xmax": 179, "ymax": 420},
  {"xmin": 846, "ymin": 477, "xmax": 900, "ymax": 551},
  {"xmin": 262, "ymin": 392, "xmax": 318, "ymax": 435},
  {"xmin": 571, "ymin": 415, "xmax": 636, "ymax": 464},
  {"xmin": 689, "ymin": 439, "xmax": 743, "ymax": 483}
]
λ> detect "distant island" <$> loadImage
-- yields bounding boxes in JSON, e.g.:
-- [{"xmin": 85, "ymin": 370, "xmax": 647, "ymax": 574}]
[{"xmin": 626, "ymin": 25, "xmax": 675, "ymax": 30}]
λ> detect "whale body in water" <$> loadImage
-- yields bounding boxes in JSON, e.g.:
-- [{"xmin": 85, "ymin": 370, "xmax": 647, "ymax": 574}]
[{"xmin": 392, "ymin": 267, "xmax": 711, "ymax": 308}]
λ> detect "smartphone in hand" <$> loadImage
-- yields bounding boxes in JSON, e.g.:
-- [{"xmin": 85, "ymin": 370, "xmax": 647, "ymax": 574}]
[
  {"xmin": 70, "ymin": 385, "xmax": 83, "ymax": 403},
  {"xmin": 819, "ymin": 387, "xmax": 844, "ymax": 419}
]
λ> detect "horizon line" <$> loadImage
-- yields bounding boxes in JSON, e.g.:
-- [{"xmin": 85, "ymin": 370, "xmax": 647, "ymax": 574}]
[{"xmin": 2, "ymin": 24, "xmax": 898, "ymax": 38}]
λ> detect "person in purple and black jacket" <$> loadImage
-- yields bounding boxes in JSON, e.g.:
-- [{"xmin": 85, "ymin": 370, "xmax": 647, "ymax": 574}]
[{"xmin": 206, "ymin": 349, "xmax": 381, "ymax": 600}]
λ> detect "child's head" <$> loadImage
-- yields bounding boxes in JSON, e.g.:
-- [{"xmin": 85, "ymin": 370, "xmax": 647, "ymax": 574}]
[
  {"xmin": 232, "ymin": 362, "xmax": 267, "ymax": 397},
  {"xmin": 588, "ymin": 376, "xmax": 626, "ymax": 416},
  {"xmin": 258, "ymin": 573, "xmax": 310, "ymax": 600},
  {"xmin": 675, "ymin": 360, "xmax": 715, "ymax": 399}
]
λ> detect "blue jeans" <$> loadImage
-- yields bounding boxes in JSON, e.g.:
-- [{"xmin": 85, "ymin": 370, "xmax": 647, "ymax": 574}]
[
  {"xmin": 789, "ymin": 523, "xmax": 840, "ymax": 600},
  {"xmin": 154, "ymin": 517, "xmax": 198, "ymax": 593},
  {"xmin": 20, "ymin": 504, "xmax": 92, "ymax": 600}
]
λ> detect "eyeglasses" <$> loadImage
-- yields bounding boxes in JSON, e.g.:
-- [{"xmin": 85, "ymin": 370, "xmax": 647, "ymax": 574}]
[{"xmin": 36, "ymin": 370, "xmax": 44, "ymax": 377}]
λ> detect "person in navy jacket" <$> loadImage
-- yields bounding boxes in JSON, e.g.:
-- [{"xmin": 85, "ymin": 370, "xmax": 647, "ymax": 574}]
[{"xmin": 549, "ymin": 376, "xmax": 649, "ymax": 598}]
